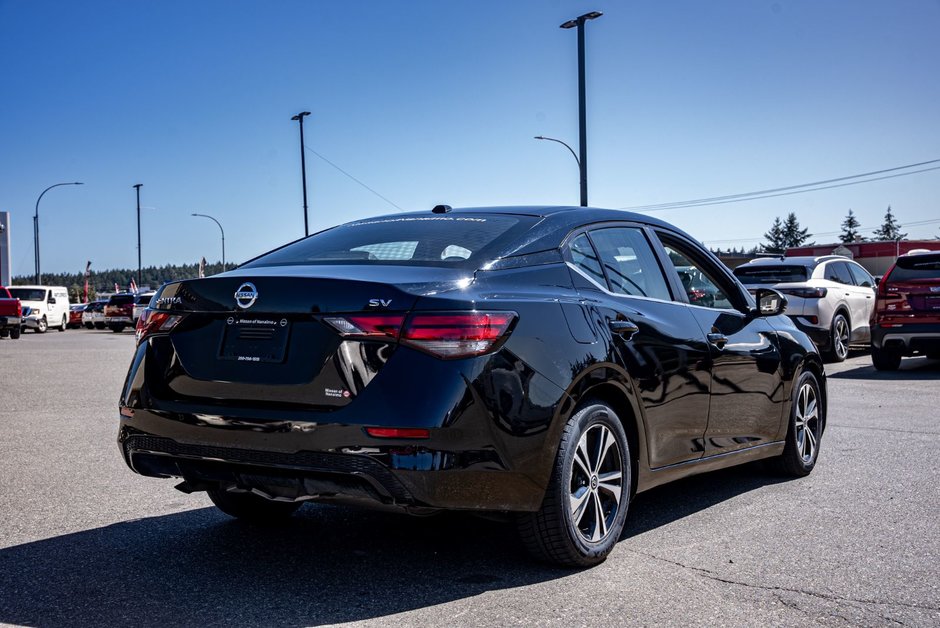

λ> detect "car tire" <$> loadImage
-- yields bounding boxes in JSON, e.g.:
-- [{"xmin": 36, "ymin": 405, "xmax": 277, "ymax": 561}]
[
  {"xmin": 36, "ymin": 316, "xmax": 48, "ymax": 333},
  {"xmin": 826, "ymin": 313, "xmax": 850, "ymax": 362},
  {"xmin": 517, "ymin": 401, "xmax": 631, "ymax": 568},
  {"xmin": 207, "ymin": 488, "xmax": 302, "ymax": 522},
  {"xmin": 871, "ymin": 346, "xmax": 902, "ymax": 371},
  {"xmin": 110, "ymin": 324, "xmax": 125, "ymax": 333},
  {"xmin": 59, "ymin": 314, "xmax": 67, "ymax": 331},
  {"xmin": 10, "ymin": 327, "xmax": 20, "ymax": 340},
  {"xmin": 770, "ymin": 370, "xmax": 823, "ymax": 477},
  {"xmin": 94, "ymin": 322, "xmax": 105, "ymax": 330}
]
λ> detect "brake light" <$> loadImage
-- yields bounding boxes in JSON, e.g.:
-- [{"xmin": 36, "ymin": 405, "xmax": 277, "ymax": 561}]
[
  {"xmin": 365, "ymin": 427, "xmax": 430, "ymax": 439},
  {"xmin": 779, "ymin": 287, "xmax": 827, "ymax": 299},
  {"xmin": 135, "ymin": 308, "xmax": 183, "ymax": 344},
  {"xmin": 401, "ymin": 312, "xmax": 516, "ymax": 358},
  {"xmin": 324, "ymin": 311, "xmax": 517, "ymax": 359}
]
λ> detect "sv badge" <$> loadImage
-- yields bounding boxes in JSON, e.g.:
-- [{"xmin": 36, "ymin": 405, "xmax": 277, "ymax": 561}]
[{"xmin": 368, "ymin": 299, "xmax": 392, "ymax": 308}]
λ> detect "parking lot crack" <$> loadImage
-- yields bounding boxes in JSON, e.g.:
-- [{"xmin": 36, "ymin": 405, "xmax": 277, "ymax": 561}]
[
  {"xmin": 627, "ymin": 549, "xmax": 939, "ymax": 615},
  {"xmin": 827, "ymin": 423, "xmax": 940, "ymax": 436}
]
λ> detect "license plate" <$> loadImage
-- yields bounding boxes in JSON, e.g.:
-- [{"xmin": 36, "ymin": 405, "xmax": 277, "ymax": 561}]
[{"xmin": 219, "ymin": 316, "xmax": 291, "ymax": 363}]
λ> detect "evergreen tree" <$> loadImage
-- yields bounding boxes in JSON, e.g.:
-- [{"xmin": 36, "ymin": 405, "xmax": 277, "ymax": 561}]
[
  {"xmin": 762, "ymin": 217, "xmax": 786, "ymax": 254},
  {"xmin": 840, "ymin": 209, "xmax": 865, "ymax": 243},
  {"xmin": 781, "ymin": 212, "xmax": 811, "ymax": 248},
  {"xmin": 872, "ymin": 205, "xmax": 907, "ymax": 241}
]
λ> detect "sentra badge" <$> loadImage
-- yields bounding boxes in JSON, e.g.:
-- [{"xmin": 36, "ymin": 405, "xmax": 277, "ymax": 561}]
[{"xmin": 234, "ymin": 282, "xmax": 258, "ymax": 309}]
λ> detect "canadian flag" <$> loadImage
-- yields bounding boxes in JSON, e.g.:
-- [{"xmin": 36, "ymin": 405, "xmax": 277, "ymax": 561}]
[{"xmin": 129, "ymin": 278, "xmax": 137, "ymax": 293}]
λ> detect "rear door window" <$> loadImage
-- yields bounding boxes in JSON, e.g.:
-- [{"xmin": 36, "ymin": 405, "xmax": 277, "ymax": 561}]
[
  {"xmin": 825, "ymin": 261, "xmax": 855, "ymax": 285},
  {"xmin": 567, "ymin": 233, "xmax": 606, "ymax": 287},
  {"xmin": 586, "ymin": 227, "xmax": 671, "ymax": 301}
]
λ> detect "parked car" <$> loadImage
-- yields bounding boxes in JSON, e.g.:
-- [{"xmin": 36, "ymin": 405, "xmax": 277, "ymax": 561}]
[
  {"xmin": 733, "ymin": 255, "xmax": 876, "ymax": 362},
  {"xmin": 82, "ymin": 300, "xmax": 108, "ymax": 329},
  {"xmin": 5, "ymin": 285, "xmax": 70, "ymax": 333},
  {"xmin": 132, "ymin": 292, "xmax": 156, "ymax": 325},
  {"xmin": 68, "ymin": 303, "xmax": 87, "ymax": 329},
  {"xmin": 0, "ymin": 286, "xmax": 23, "ymax": 339},
  {"xmin": 870, "ymin": 250, "xmax": 940, "ymax": 370},
  {"xmin": 121, "ymin": 206, "xmax": 826, "ymax": 567},
  {"xmin": 104, "ymin": 293, "xmax": 136, "ymax": 332}
]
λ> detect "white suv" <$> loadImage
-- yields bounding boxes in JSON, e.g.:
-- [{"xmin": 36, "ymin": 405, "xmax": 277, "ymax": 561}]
[{"xmin": 733, "ymin": 256, "xmax": 876, "ymax": 361}]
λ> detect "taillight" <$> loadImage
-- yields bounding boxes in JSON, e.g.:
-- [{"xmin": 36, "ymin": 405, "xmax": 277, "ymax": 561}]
[
  {"xmin": 779, "ymin": 287, "xmax": 827, "ymax": 299},
  {"xmin": 401, "ymin": 312, "xmax": 516, "ymax": 358},
  {"xmin": 324, "ymin": 314, "xmax": 405, "ymax": 339},
  {"xmin": 135, "ymin": 308, "xmax": 183, "ymax": 344},
  {"xmin": 325, "ymin": 311, "xmax": 517, "ymax": 359}
]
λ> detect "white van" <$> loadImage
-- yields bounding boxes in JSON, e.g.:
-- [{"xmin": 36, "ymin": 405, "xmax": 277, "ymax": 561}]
[{"xmin": 6, "ymin": 285, "xmax": 71, "ymax": 333}]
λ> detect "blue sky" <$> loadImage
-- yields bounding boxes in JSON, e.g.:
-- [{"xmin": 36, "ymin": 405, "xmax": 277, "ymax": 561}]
[{"xmin": 2, "ymin": 0, "xmax": 939, "ymax": 277}]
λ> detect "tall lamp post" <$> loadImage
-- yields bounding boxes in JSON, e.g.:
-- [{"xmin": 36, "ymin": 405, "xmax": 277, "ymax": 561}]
[
  {"xmin": 560, "ymin": 11, "xmax": 602, "ymax": 207},
  {"xmin": 191, "ymin": 213, "xmax": 226, "ymax": 272},
  {"xmin": 291, "ymin": 111, "xmax": 311, "ymax": 236},
  {"xmin": 133, "ymin": 184, "xmax": 143, "ymax": 288},
  {"xmin": 534, "ymin": 136, "xmax": 581, "ymax": 201},
  {"xmin": 34, "ymin": 181, "xmax": 83, "ymax": 284}
]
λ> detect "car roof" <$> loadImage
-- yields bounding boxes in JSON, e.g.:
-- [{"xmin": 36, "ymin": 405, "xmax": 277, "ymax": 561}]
[{"xmin": 736, "ymin": 255, "xmax": 850, "ymax": 269}]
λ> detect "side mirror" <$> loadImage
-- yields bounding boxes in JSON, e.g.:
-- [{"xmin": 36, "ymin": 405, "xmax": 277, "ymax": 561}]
[
  {"xmin": 754, "ymin": 288, "xmax": 787, "ymax": 317},
  {"xmin": 48, "ymin": 297, "xmax": 57, "ymax": 305}
]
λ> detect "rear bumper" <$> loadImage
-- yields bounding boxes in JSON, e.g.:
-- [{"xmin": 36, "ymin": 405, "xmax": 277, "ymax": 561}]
[
  {"xmin": 118, "ymin": 413, "xmax": 549, "ymax": 512},
  {"xmin": 0, "ymin": 315, "xmax": 20, "ymax": 329},
  {"xmin": 871, "ymin": 323, "xmax": 940, "ymax": 355},
  {"xmin": 117, "ymin": 337, "xmax": 569, "ymax": 512},
  {"xmin": 106, "ymin": 316, "xmax": 132, "ymax": 324}
]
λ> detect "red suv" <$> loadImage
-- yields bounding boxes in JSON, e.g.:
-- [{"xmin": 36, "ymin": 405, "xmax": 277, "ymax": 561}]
[
  {"xmin": 104, "ymin": 293, "xmax": 136, "ymax": 333},
  {"xmin": 870, "ymin": 250, "xmax": 940, "ymax": 370}
]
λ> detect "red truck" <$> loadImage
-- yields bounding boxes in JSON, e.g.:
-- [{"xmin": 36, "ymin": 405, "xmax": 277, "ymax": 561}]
[{"xmin": 0, "ymin": 286, "xmax": 23, "ymax": 340}]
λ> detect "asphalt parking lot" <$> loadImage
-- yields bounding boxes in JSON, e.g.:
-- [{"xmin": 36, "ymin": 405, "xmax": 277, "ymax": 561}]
[{"xmin": 0, "ymin": 331, "xmax": 938, "ymax": 627}]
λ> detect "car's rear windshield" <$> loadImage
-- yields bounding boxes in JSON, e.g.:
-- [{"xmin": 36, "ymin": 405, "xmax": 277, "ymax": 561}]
[
  {"xmin": 733, "ymin": 265, "xmax": 808, "ymax": 284},
  {"xmin": 243, "ymin": 214, "xmax": 538, "ymax": 269},
  {"xmin": 6, "ymin": 288, "xmax": 46, "ymax": 301},
  {"xmin": 136, "ymin": 295, "xmax": 154, "ymax": 304},
  {"xmin": 108, "ymin": 295, "xmax": 135, "ymax": 305},
  {"xmin": 889, "ymin": 253, "xmax": 940, "ymax": 282}
]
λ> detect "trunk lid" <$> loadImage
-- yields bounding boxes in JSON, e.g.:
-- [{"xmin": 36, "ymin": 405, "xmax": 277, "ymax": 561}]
[{"xmin": 146, "ymin": 265, "xmax": 473, "ymax": 410}]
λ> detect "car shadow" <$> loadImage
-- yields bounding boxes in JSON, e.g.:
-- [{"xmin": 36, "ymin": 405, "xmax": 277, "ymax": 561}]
[
  {"xmin": 827, "ymin": 356, "xmax": 940, "ymax": 380},
  {"xmin": 0, "ymin": 463, "xmax": 790, "ymax": 627},
  {"xmin": 624, "ymin": 462, "xmax": 788, "ymax": 538}
]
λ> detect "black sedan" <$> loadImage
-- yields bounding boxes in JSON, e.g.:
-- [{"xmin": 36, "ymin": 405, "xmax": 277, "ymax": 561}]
[{"xmin": 120, "ymin": 206, "xmax": 826, "ymax": 567}]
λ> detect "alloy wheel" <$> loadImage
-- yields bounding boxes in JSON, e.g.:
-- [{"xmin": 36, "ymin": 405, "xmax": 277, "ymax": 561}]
[
  {"xmin": 794, "ymin": 381, "xmax": 820, "ymax": 464},
  {"xmin": 569, "ymin": 424, "xmax": 623, "ymax": 543},
  {"xmin": 833, "ymin": 317, "xmax": 849, "ymax": 360}
]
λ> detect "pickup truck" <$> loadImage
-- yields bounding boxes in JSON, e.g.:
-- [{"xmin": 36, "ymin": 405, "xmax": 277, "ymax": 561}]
[{"xmin": 0, "ymin": 287, "xmax": 23, "ymax": 339}]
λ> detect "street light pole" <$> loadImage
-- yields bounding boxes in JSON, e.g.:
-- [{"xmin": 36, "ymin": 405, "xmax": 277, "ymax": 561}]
[
  {"xmin": 291, "ymin": 111, "xmax": 311, "ymax": 236},
  {"xmin": 560, "ymin": 11, "xmax": 602, "ymax": 207},
  {"xmin": 134, "ymin": 184, "xmax": 143, "ymax": 288},
  {"xmin": 191, "ymin": 213, "xmax": 226, "ymax": 271},
  {"xmin": 34, "ymin": 181, "xmax": 83, "ymax": 284},
  {"xmin": 534, "ymin": 136, "xmax": 582, "ymax": 196}
]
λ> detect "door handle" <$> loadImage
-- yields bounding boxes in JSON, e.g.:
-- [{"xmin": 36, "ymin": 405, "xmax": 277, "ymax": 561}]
[
  {"xmin": 609, "ymin": 319, "xmax": 639, "ymax": 339},
  {"xmin": 707, "ymin": 332, "xmax": 728, "ymax": 349}
]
